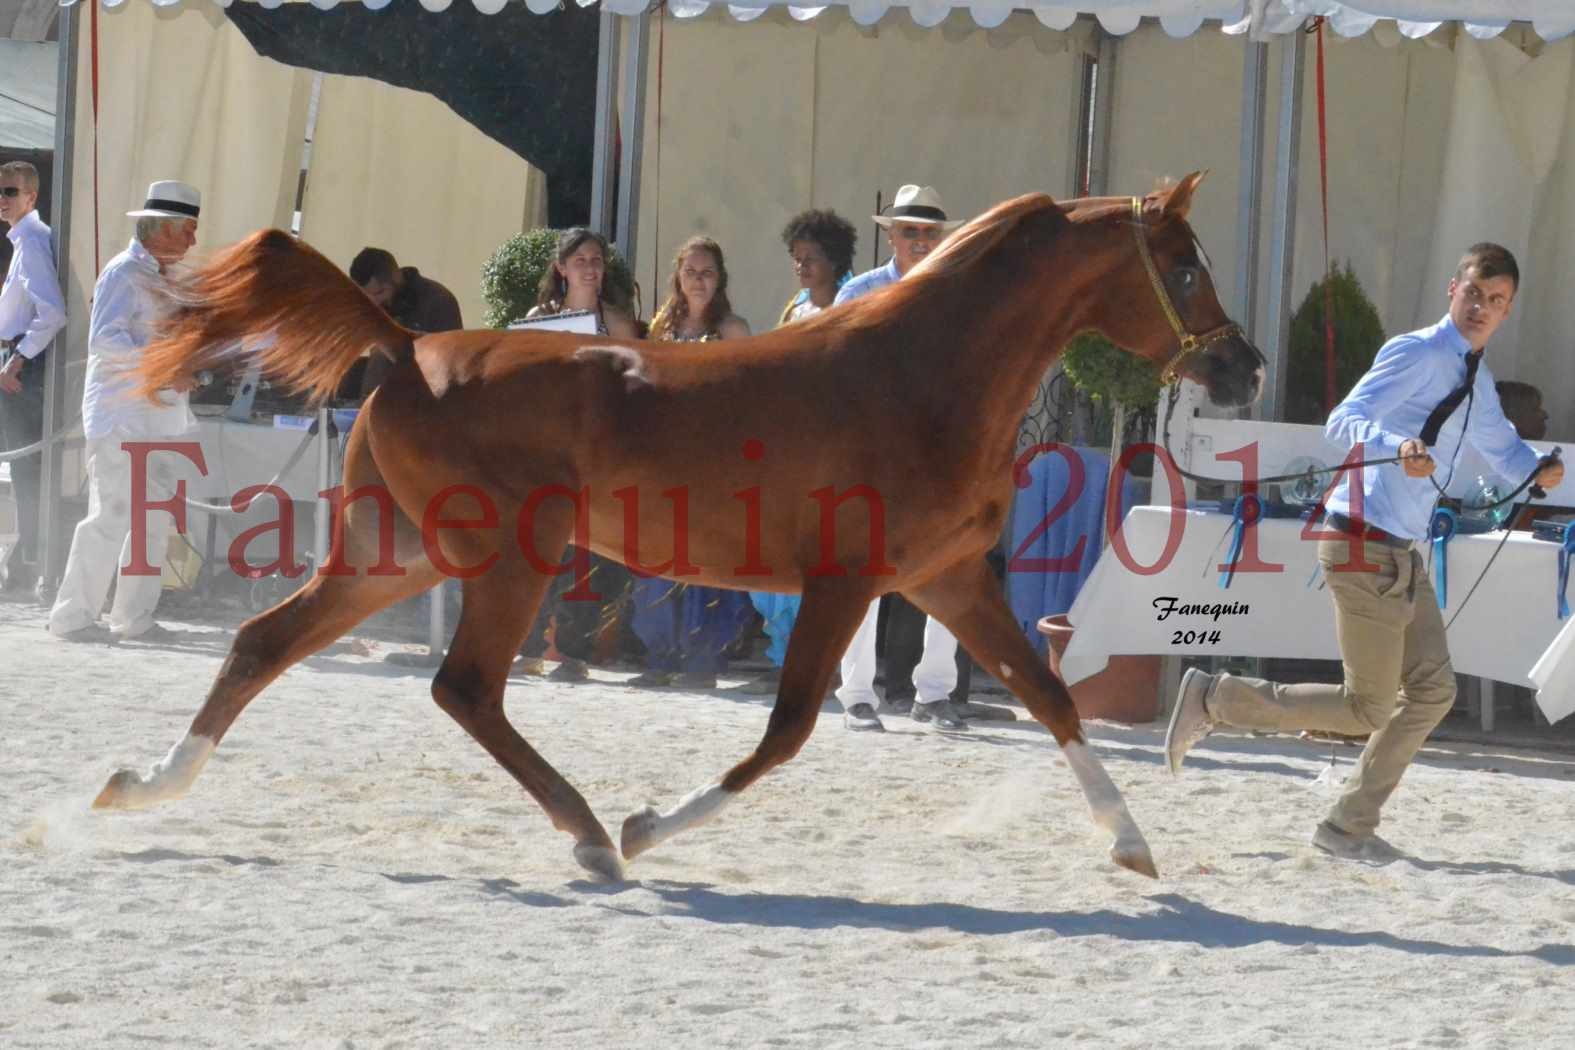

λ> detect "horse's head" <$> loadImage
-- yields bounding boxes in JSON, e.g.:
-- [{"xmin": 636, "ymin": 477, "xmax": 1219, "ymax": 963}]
[{"xmin": 1090, "ymin": 172, "xmax": 1265, "ymax": 408}]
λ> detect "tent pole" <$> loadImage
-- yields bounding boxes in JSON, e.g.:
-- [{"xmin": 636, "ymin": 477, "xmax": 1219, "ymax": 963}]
[
  {"xmin": 1234, "ymin": 38, "xmax": 1268, "ymax": 354},
  {"xmin": 1089, "ymin": 28, "xmax": 1116, "ymax": 196},
  {"xmin": 1261, "ymin": 26, "xmax": 1305, "ymax": 423},
  {"xmin": 589, "ymin": 10, "xmax": 620, "ymax": 235},
  {"xmin": 613, "ymin": 10, "xmax": 650, "ymax": 267},
  {"xmin": 39, "ymin": 1, "xmax": 80, "ymax": 597}
]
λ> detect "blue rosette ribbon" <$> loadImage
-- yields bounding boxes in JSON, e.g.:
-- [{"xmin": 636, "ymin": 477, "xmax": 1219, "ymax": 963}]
[
  {"xmin": 1429, "ymin": 507, "xmax": 1456, "ymax": 610},
  {"xmin": 1219, "ymin": 492, "xmax": 1261, "ymax": 590},
  {"xmin": 1559, "ymin": 521, "xmax": 1575, "ymax": 621}
]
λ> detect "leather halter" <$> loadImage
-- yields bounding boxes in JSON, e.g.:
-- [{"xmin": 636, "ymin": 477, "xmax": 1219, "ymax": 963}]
[{"xmin": 1130, "ymin": 197, "xmax": 1243, "ymax": 384}]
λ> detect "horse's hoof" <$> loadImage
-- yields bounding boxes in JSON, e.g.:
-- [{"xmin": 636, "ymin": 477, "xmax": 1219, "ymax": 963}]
[
  {"xmin": 621, "ymin": 805, "xmax": 659, "ymax": 860},
  {"xmin": 1111, "ymin": 841, "xmax": 1159, "ymax": 879},
  {"xmin": 573, "ymin": 843, "xmax": 626, "ymax": 883},
  {"xmin": 92, "ymin": 769, "xmax": 139, "ymax": 810}
]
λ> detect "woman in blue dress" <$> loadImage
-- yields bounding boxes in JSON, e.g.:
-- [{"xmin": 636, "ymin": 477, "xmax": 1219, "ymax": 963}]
[{"xmin": 628, "ymin": 236, "xmax": 755, "ymax": 688}]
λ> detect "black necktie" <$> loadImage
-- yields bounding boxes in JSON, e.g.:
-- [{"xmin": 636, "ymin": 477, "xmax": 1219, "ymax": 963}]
[{"xmin": 1420, "ymin": 350, "xmax": 1481, "ymax": 447}]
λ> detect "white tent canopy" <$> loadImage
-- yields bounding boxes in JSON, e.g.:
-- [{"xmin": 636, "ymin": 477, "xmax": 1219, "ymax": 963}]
[
  {"xmin": 56, "ymin": 0, "xmax": 1575, "ymax": 43},
  {"xmin": 0, "ymin": 39, "xmax": 55, "ymax": 149}
]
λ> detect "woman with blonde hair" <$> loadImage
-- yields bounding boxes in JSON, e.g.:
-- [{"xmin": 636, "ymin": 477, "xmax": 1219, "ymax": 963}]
[
  {"xmin": 628, "ymin": 237, "xmax": 753, "ymax": 688},
  {"xmin": 647, "ymin": 235, "xmax": 750, "ymax": 342}
]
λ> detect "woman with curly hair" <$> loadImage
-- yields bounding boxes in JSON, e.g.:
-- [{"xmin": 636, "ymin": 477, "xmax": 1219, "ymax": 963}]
[
  {"xmin": 777, "ymin": 208, "xmax": 858, "ymax": 325},
  {"xmin": 735, "ymin": 210, "xmax": 861, "ymax": 693},
  {"xmin": 629, "ymin": 236, "xmax": 754, "ymax": 689}
]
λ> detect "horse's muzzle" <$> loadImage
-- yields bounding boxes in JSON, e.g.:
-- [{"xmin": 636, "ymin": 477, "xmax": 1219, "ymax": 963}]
[{"xmin": 1193, "ymin": 336, "xmax": 1267, "ymax": 408}]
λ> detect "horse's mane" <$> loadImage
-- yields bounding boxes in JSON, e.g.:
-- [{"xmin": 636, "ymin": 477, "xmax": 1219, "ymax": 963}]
[
  {"xmin": 792, "ymin": 184, "xmax": 1191, "ymax": 338},
  {"xmin": 911, "ymin": 193, "xmax": 1068, "ymax": 278},
  {"xmin": 823, "ymin": 193, "xmax": 1068, "ymax": 332}
]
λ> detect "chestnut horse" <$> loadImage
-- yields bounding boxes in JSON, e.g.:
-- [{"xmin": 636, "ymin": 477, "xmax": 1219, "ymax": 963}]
[{"xmin": 95, "ymin": 172, "xmax": 1263, "ymax": 883}]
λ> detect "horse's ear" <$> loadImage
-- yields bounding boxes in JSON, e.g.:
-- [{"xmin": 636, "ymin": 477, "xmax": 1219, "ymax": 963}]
[{"xmin": 1162, "ymin": 171, "xmax": 1208, "ymax": 220}]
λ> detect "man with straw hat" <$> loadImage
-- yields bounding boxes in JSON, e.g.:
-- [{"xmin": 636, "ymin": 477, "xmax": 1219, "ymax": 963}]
[
  {"xmin": 49, "ymin": 180, "xmax": 202, "ymax": 643},
  {"xmin": 832, "ymin": 184, "xmax": 975, "ymax": 734}
]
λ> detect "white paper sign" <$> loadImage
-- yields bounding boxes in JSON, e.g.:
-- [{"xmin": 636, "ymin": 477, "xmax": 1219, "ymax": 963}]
[
  {"xmin": 1528, "ymin": 615, "xmax": 1575, "ymax": 724},
  {"xmin": 507, "ymin": 310, "xmax": 599, "ymax": 334}
]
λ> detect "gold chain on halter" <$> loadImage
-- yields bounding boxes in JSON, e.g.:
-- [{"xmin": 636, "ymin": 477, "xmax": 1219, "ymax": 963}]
[{"xmin": 1129, "ymin": 197, "xmax": 1243, "ymax": 385}]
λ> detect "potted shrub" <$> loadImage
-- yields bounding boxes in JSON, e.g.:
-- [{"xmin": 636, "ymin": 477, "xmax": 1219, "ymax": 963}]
[
  {"xmin": 1284, "ymin": 263, "xmax": 1385, "ymax": 425},
  {"xmin": 481, "ymin": 228, "xmax": 638, "ymax": 328},
  {"xmin": 1037, "ymin": 330, "xmax": 1164, "ymax": 723}
]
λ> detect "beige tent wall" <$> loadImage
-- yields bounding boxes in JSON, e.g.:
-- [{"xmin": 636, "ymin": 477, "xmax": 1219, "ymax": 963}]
[
  {"xmin": 632, "ymin": 14, "xmax": 1575, "ymax": 437},
  {"xmin": 1422, "ymin": 34, "xmax": 1575, "ymax": 435},
  {"xmin": 1106, "ymin": 26, "xmax": 1457, "ymax": 345},
  {"xmin": 1281, "ymin": 31, "xmax": 1457, "ymax": 356},
  {"xmin": 65, "ymin": 3, "xmax": 311, "ymax": 415},
  {"xmin": 1106, "ymin": 25, "xmax": 1249, "ymax": 315},
  {"xmin": 634, "ymin": 9, "xmax": 1081, "ymax": 332},
  {"xmin": 303, "ymin": 75, "xmax": 546, "ymax": 328},
  {"xmin": 1517, "ymin": 38, "xmax": 1575, "ymax": 432},
  {"xmin": 66, "ymin": 2, "xmax": 545, "ymax": 396}
]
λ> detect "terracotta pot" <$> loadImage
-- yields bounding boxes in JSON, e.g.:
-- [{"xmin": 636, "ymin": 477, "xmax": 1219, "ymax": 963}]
[{"xmin": 1037, "ymin": 614, "xmax": 1160, "ymax": 724}]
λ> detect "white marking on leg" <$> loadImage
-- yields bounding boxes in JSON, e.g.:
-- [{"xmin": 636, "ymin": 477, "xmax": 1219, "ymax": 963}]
[
  {"xmin": 623, "ymin": 782, "xmax": 732, "ymax": 859},
  {"xmin": 998, "ymin": 663, "xmax": 1013, "ymax": 680},
  {"xmin": 96, "ymin": 735, "xmax": 215, "ymax": 810},
  {"xmin": 1061, "ymin": 740, "xmax": 1157, "ymax": 878}
]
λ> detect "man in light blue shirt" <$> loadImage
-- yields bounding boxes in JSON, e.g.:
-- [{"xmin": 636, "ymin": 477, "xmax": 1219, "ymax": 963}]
[
  {"xmin": 830, "ymin": 185, "xmax": 974, "ymax": 734},
  {"xmin": 0, "ymin": 160, "xmax": 66, "ymax": 596},
  {"xmin": 1165, "ymin": 242, "xmax": 1564, "ymax": 859}
]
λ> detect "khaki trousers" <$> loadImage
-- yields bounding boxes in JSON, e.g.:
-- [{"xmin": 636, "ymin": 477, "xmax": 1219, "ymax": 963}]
[{"xmin": 1207, "ymin": 537, "xmax": 1456, "ymax": 836}]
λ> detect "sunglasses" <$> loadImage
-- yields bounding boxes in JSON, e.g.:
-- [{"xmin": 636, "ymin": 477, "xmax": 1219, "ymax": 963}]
[
  {"xmin": 894, "ymin": 225, "xmax": 944, "ymax": 241},
  {"xmin": 0, "ymin": 187, "xmax": 22, "ymax": 198}
]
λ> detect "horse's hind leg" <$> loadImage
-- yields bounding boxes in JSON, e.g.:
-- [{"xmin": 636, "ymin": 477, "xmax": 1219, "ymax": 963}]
[
  {"xmin": 94, "ymin": 452, "xmax": 442, "ymax": 814},
  {"xmin": 907, "ymin": 559, "xmax": 1158, "ymax": 879},
  {"xmin": 94, "ymin": 561, "xmax": 441, "ymax": 810},
  {"xmin": 429, "ymin": 558, "xmax": 623, "ymax": 882},
  {"xmin": 621, "ymin": 580, "xmax": 871, "ymax": 862}
]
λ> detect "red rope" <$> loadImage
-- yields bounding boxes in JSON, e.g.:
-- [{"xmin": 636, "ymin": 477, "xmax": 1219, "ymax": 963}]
[
  {"xmin": 1314, "ymin": 17, "xmax": 1334, "ymax": 415},
  {"xmin": 89, "ymin": 0, "xmax": 101, "ymax": 275}
]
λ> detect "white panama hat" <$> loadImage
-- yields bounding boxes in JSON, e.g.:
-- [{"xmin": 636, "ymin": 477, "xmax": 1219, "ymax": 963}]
[
  {"xmin": 127, "ymin": 180, "xmax": 201, "ymax": 220},
  {"xmin": 873, "ymin": 184, "xmax": 963, "ymax": 230}
]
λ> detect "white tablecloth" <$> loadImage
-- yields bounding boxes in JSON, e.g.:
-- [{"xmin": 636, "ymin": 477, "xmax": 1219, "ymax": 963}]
[
  {"xmin": 149, "ymin": 417, "xmax": 338, "ymax": 569},
  {"xmin": 1061, "ymin": 506, "xmax": 1573, "ymax": 689},
  {"xmin": 178, "ymin": 417, "xmax": 333, "ymax": 504}
]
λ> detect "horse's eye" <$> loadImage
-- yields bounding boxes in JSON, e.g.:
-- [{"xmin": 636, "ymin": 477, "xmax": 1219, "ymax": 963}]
[{"xmin": 1175, "ymin": 268, "xmax": 1197, "ymax": 291}]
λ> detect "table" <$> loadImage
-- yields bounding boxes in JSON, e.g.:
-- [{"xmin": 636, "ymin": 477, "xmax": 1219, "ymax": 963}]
[
  {"xmin": 179, "ymin": 415, "xmax": 447, "ymax": 658},
  {"xmin": 1060, "ymin": 506, "xmax": 1570, "ymax": 691}
]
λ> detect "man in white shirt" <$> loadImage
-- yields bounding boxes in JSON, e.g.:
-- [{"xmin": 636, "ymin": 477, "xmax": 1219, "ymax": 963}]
[
  {"xmin": 0, "ymin": 160, "xmax": 67, "ymax": 596},
  {"xmin": 49, "ymin": 180, "xmax": 201, "ymax": 642}
]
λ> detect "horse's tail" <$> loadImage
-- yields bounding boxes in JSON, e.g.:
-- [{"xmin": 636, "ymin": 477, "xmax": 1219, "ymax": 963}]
[{"xmin": 137, "ymin": 229, "xmax": 416, "ymax": 404}]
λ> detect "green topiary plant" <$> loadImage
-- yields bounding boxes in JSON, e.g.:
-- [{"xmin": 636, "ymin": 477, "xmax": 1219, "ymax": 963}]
[
  {"xmin": 1285, "ymin": 262, "xmax": 1385, "ymax": 425},
  {"xmin": 1059, "ymin": 330, "xmax": 1163, "ymax": 493},
  {"xmin": 1060, "ymin": 330, "xmax": 1163, "ymax": 413},
  {"xmin": 481, "ymin": 229, "xmax": 637, "ymax": 328}
]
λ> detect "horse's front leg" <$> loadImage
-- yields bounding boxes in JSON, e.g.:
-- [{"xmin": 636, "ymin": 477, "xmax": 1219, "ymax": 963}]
[
  {"xmin": 908, "ymin": 559, "xmax": 1159, "ymax": 879},
  {"xmin": 620, "ymin": 579, "xmax": 872, "ymax": 862}
]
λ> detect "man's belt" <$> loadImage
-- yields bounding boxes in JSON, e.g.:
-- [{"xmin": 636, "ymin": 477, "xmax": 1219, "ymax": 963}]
[{"xmin": 1325, "ymin": 511, "xmax": 1413, "ymax": 550}]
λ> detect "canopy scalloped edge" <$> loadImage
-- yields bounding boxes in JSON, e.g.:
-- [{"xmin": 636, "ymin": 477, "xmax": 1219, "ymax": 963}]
[{"xmin": 70, "ymin": 0, "xmax": 1575, "ymax": 43}]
